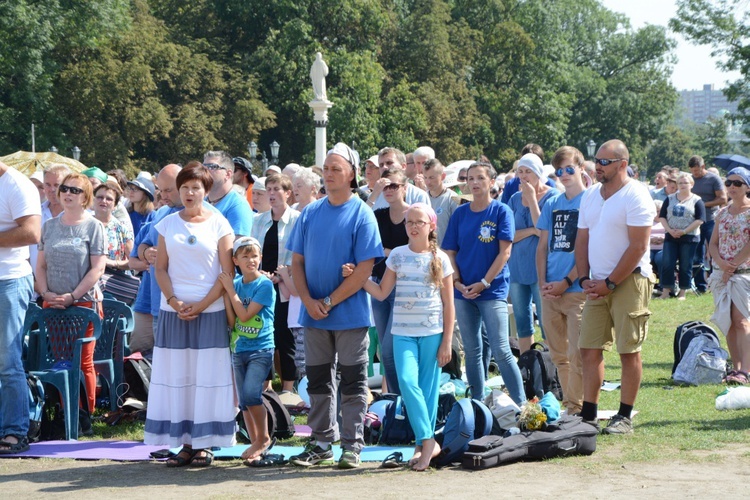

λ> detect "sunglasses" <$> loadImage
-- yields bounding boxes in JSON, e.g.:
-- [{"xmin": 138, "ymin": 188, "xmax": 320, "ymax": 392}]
[
  {"xmin": 203, "ymin": 163, "xmax": 226, "ymax": 171},
  {"xmin": 725, "ymin": 179, "xmax": 748, "ymax": 187},
  {"xmin": 59, "ymin": 184, "xmax": 84, "ymax": 195},
  {"xmin": 594, "ymin": 158, "xmax": 626, "ymax": 166},
  {"xmin": 556, "ymin": 166, "xmax": 577, "ymax": 177},
  {"xmin": 383, "ymin": 183, "xmax": 403, "ymax": 191},
  {"xmin": 458, "ymin": 176, "xmax": 468, "ymax": 182}
]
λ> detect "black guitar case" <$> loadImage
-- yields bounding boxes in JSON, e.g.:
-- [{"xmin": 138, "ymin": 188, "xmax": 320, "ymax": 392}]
[{"xmin": 462, "ymin": 415, "xmax": 598, "ymax": 470}]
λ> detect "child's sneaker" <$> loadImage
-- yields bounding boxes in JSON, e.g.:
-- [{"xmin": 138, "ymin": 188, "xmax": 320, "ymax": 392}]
[
  {"xmin": 602, "ymin": 414, "xmax": 633, "ymax": 435},
  {"xmin": 289, "ymin": 442, "xmax": 334, "ymax": 466},
  {"xmin": 338, "ymin": 449, "xmax": 361, "ymax": 469}
]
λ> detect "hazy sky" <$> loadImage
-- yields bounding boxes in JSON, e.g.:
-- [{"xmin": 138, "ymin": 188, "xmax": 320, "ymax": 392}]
[{"xmin": 600, "ymin": 0, "xmax": 742, "ymax": 91}]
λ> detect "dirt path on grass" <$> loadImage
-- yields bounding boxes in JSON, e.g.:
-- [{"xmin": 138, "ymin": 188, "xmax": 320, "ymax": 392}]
[{"xmin": 1, "ymin": 444, "xmax": 747, "ymax": 499}]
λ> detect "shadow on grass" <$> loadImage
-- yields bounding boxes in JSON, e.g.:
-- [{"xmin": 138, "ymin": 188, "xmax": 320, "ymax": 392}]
[
  {"xmin": 637, "ymin": 414, "xmax": 750, "ymax": 432},
  {"xmin": 0, "ymin": 459, "xmax": 395, "ymax": 493}
]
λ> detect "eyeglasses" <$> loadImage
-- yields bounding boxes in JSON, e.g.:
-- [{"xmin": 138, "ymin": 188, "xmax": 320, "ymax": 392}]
[
  {"xmin": 405, "ymin": 220, "xmax": 430, "ymax": 228},
  {"xmin": 458, "ymin": 176, "xmax": 467, "ymax": 182},
  {"xmin": 59, "ymin": 184, "xmax": 84, "ymax": 195},
  {"xmin": 383, "ymin": 183, "xmax": 403, "ymax": 191},
  {"xmin": 594, "ymin": 158, "xmax": 626, "ymax": 166},
  {"xmin": 725, "ymin": 179, "xmax": 748, "ymax": 187},
  {"xmin": 555, "ymin": 166, "xmax": 577, "ymax": 177},
  {"xmin": 95, "ymin": 195, "xmax": 115, "ymax": 203},
  {"xmin": 203, "ymin": 163, "xmax": 226, "ymax": 171}
]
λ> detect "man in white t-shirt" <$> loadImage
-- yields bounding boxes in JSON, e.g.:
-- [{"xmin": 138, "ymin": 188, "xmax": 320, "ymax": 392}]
[
  {"xmin": 575, "ymin": 139, "xmax": 655, "ymax": 436},
  {"xmin": 0, "ymin": 161, "xmax": 41, "ymax": 454}
]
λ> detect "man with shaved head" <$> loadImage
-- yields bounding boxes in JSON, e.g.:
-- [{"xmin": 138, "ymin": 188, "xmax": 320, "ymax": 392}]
[{"xmin": 575, "ymin": 140, "xmax": 655, "ymax": 435}]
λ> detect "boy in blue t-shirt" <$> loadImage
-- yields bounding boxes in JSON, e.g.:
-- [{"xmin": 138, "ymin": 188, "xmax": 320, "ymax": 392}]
[
  {"xmin": 219, "ymin": 236, "xmax": 276, "ymax": 465},
  {"xmin": 535, "ymin": 146, "xmax": 587, "ymax": 414}
]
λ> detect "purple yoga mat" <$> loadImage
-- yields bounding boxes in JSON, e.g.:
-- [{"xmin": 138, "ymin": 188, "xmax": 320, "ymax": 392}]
[
  {"xmin": 0, "ymin": 440, "xmax": 165, "ymax": 461},
  {"xmin": 0, "ymin": 425, "xmax": 313, "ymax": 462}
]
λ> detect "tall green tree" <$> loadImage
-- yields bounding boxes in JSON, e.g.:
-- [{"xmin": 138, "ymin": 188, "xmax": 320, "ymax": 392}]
[{"xmin": 672, "ymin": 0, "xmax": 750, "ymax": 136}]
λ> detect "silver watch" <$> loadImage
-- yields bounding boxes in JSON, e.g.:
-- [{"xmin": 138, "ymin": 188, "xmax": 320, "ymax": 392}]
[
  {"xmin": 324, "ymin": 296, "xmax": 333, "ymax": 308},
  {"xmin": 481, "ymin": 278, "xmax": 491, "ymax": 289}
]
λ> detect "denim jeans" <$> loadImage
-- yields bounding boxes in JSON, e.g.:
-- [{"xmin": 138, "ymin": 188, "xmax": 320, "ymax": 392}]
[
  {"xmin": 454, "ymin": 298, "xmax": 526, "ymax": 404},
  {"xmin": 0, "ymin": 275, "xmax": 34, "ymax": 437},
  {"xmin": 509, "ymin": 282, "xmax": 544, "ymax": 339},
  {"xmin": 693, "ymin": 220, "xmax": 714, "ymax": 291},
  {"xmin": 661, "ymin": 240, "xmax": 699, "ymax": 290},
  {"xmin": 233, "ymin": 348, "xmax": 274, "ymax": 408},
  {"xmin": 371, "ymin": 287, "xmax": 399, "ymax": 395}
]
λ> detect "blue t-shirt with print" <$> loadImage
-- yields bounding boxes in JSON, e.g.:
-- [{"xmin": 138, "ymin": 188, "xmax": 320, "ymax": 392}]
[
  {"xmin": 507, "ymin": 189, "xmax": 559, "ymax": 285},
  {"xmin": 231, "ymin": 274, "xmax": 275, "ymax": 353},
  {"xmin": 286, "ymin": 195, "xmax": 384, "ymax": 330},
  {"xmin": 442, "ymin": 200, "xmax": 515, "ymax": 301},
  {"xmin": 536, "ymin": 191, "xmax": 584, "ymax": 293}
]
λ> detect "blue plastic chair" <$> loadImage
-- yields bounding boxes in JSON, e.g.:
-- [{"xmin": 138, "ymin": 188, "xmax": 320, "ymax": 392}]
[
  {"xmin": 22, "ymin": 302, "xmax": 43, "ymax": 371},
  {"xmin": 25, "ymin": 306, "xmax": 101, "ymax": 440},
  {"xmin": 95, "ymin": 299, "xmax": 134, "ymax": 410}
]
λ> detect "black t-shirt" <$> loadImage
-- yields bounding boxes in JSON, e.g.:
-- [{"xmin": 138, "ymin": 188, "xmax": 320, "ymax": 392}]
[
  {"xmin": 373, "ymin": 208, "xmax": 409, "ymax": 280},
  {"xmin": 262, "ymin": 219, "xmax": 280, "ymax": 273}
]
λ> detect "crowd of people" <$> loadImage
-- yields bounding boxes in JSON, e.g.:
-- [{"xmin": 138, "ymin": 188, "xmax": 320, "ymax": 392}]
[{"xmin": 0, "ymin": 140, "xmax": 749, "ymax": 473}]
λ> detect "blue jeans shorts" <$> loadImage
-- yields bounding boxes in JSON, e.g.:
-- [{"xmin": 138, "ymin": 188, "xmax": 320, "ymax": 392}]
[{"xmin": 233, "ymin": 348, "xmax": 274, "ymax": 408}]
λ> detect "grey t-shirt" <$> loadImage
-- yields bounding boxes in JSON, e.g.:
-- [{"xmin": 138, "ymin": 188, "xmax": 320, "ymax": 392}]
[
  {"xmin": 39, "ymin": 216, "xmax": 106, "ymax": 301},
  {"xmin": 692, "ymin": 172, "xmax": 724, "ymax": 221},
  {"xmin": 429, "ymin": 189, "xmax": 459, "ymax": 246}
]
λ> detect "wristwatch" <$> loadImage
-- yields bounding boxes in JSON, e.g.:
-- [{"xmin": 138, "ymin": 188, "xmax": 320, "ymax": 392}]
[
  {"xmin": 578, "ymin": 277, "xmax": 590, "ymax": 287},
  {"xmin": 605, "ymin": 277, "xmax": 617, "ymax": 291},
  {"xmin": 323, "ymin": 296, "xmax": 333, "ymax": 309},
  {"xmin": 481, "ymin": 278, "xmax": 491, "ymax": 289}
]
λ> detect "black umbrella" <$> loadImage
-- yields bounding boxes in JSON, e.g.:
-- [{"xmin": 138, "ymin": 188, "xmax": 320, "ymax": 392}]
[{"xmin": 712, "ymin": 154, "xmax": 750, "ymax": 170}]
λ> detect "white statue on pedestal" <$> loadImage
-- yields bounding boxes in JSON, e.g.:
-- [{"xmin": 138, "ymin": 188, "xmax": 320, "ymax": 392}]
[{"xmin": 310, "ymin": 52, "xmax": 329, "ymax": 102}]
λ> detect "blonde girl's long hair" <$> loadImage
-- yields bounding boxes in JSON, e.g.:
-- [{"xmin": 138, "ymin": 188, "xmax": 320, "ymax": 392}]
[{"xmin": 407, "ymin": 203, "xmax": 443, "ymax": 288}]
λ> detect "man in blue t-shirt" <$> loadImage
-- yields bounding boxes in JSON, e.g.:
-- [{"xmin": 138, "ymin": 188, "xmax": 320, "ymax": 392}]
[
  {"xmin": 536, "ymin": 146, "xmax": 588, "ymax": 415},
  {"xmin": 204, "ymin": 150, "xmax": 254, "ymax": 238},
  {"xmin": 287, "ymin": 143, "xmax": 383, "ymax": 469}
]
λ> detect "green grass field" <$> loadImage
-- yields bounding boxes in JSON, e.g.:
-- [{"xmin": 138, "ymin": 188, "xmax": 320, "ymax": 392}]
[{"xmin": 87, "ymin": 291, "xmax": 750, "ymax": 463}]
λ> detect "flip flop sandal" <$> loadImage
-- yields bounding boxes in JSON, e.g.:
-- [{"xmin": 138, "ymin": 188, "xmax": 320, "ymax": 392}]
[
  {"xmin": 166, "ymin": 447, "xmax": 198, "ymax": 467},
  {"xmin": 191, "ymin": 449, "xmax": 214, "ymax": 467},
  {"xmin": 726, "ymin": 371, "xmax": 749, "ymax": 385},
  {"xmin": 248, "ymin": 453, "xmax": 287, "ymax": 467},
  {"xmin": 381, "ymin": 451, "xmax": 404, "ymax": 469},
  {"xmin": 0, "ymin": 435, "xmax": 30, "ymax": 455}
]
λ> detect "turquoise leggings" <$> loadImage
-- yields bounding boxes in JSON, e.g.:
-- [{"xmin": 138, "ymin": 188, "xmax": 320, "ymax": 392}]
[{"xmin": 393, "ymin": 334, "xmax": 442, "ymax": 445}]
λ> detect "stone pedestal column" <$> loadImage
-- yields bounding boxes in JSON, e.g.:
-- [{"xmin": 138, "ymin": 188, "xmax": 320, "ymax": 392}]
[{"xmin": 308, "ymin": 99, "xmax": 334, "ymax": 167}]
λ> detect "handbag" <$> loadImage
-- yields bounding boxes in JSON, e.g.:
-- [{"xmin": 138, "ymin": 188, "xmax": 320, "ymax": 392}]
[{"xmin": 100, "ymin": 269, "xmax": 140, "ymax": 305}]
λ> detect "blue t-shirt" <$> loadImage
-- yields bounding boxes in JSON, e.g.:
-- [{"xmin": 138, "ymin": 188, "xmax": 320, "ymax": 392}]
[
  {"xmin": 130, "ymin": 221, "xmax": 153, "ymax": 314},
  {"xmin": 231, "ymin": 274, "xmax": 275, "ymax": 353},
  {"xmin": 211, "ymin": 190, "xmax": 254, "ymax": 237},
  {"xmin": 129, "ymin": 210, "xmax": 154, "ymax": 242},
  {"xmin": 536, "ymin": 191, "xmax": 585, "ymax": 293},
  {"xmin": 507, "ymin": 189, "xmax": 559, "ymax": 285},
  {"xmin": 286, "ymin": 195, "xmax": 384, "ymax": 330},
  {"xmin": 442, "ymin": 200, "xmax": 515, "ymax": 301},
  {"xmin": 144, "ymin": 205, "xmax": 181, "ymax": 316},
  {"xmin": 500, "ymin": 175, "xmax": 557, "ymax": 205}
]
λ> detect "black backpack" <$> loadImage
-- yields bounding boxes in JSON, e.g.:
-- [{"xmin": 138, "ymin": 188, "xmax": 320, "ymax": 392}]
[
  {"xmin": 517, "ymin": 343, "xmax": 563, "ymax": 401},
  {"xmin": 236, "ymin": 390, "xmax": 295, "ymax": 442},
  {"xmin": 672, "ymin": 321, "xmax": 721, "ymax": 374}
]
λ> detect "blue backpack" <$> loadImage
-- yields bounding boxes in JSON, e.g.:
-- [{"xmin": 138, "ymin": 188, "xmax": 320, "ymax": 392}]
[
  {"xmin": 379, "ymin": 395, "xmax": 415, "ymax": 445},
  {"xmin": 434, "ymin": 398, "xmax": 494, "ymax": 467},
  {"xmin": 26, "ymin": 373, "xmax": 45, "ymax": 442}
]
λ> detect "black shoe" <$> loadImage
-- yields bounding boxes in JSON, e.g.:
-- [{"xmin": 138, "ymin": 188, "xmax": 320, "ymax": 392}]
[{"xmin": 79, "ymin": 409, "xmax": 93, "ymax": 437}]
